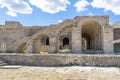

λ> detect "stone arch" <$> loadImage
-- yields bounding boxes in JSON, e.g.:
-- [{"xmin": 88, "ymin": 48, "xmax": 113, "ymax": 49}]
[
  {"xmin": 17, "ymin": 43, "xmax": 27, "ymax": 53},
  {"xmin": 34, "ymin": 34, "xmax": 50, "ymax": 53},
  {"xmin": 41, "ymin": 36, "xmax": 49, "ymax": 45},
  {"xmin": 81, "ymin": 20, "xmax": 102, "ymax": 51},
  {"xmin": 57, "ymin": 25, "xmax": 72, "ymax": 52}
]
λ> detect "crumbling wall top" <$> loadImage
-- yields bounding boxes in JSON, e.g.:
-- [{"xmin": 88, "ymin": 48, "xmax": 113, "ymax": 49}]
[{"xmin": 5, "ymin": 21, "xmax": 23, "ymax": 28}]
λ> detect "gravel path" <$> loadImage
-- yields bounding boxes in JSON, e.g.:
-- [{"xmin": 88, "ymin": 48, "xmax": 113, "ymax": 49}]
[{"xmin": 0, "ymin": 66, "xmax": 120, "ymax": 80}]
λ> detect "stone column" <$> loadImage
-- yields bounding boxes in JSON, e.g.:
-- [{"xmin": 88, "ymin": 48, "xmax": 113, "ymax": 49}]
[
  {"xmin": 49, "ymin": 35, "xmax": 57, "ymax": 53},
  {"xmin": 103, "ymin": 26, "xmax": 113, "ymax": 54},
  {"xmin": 72, "ymin": 27, "xmax": 82, "ymax": 53},
  {"xmin": 26, "ymin": 39, "xmax": 33, "ymax": 53}
]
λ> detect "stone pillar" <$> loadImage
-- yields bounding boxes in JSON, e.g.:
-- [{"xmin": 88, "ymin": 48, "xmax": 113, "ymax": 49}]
[
  {"xmin": 72, "ymin": 27, "xmax": 82, "ymax": 53},
  {"xmin": 26, "ymin": 39, "xmax": 33, "ymax": 53},
  {"xmin": 103, "ymin": 26, "xmax": 113, "ymax": 54},
  {"xmin": 49, "ymin": 35, "xmax": 57, "ymax": 53}
]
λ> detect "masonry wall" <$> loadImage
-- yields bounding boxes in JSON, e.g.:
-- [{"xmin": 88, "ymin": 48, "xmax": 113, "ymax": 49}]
[
  {"xmin": 0, "ymin": 16, "xmax": 115, "ymax": 54},
  {"xmin": 0, "ymin": 27, "xmax": 46, "ymax": 52},
  {"xmin": 0, "ymin": 54, "xmax": 120, "ymax": 67},
  {"xmin": 103, "ymin": 26, "xmax": 114, "ymax": 53}
]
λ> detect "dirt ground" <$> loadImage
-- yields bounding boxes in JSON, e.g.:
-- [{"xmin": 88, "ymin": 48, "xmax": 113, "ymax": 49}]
[{"xmin": 0, "ymin": 66, "xmax": 120, "ymax": 80}]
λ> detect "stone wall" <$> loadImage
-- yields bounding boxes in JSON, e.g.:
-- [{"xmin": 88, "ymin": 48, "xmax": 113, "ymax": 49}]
[
  {"xmin": 5, "ymin": 21, "xmax": 23, "ymax": 28},
  {"xmin": 0, "ymin": 16, "xmax": 116, "ymax": 54},
  {"xmin": 0, "ymin": 54, "xmax": 120, "ymax": 67},
  {"xmin": 0, "ymin": 26, "xmax": 46, "ymax": 52}
]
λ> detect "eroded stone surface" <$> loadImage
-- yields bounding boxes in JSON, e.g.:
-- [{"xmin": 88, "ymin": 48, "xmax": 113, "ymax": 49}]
[{"xmin": 0, "ymin": 16, "xmax": 119, "ymax": 54}]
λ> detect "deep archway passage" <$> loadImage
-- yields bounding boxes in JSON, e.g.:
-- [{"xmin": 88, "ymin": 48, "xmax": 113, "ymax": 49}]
[{"xmin": 81, "ymin": 20, "xmax": 102, "ymax": 51}]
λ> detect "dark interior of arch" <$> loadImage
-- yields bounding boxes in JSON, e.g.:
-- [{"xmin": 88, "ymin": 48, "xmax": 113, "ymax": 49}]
[
  {"xmin": 41, "ymin": 36, "xmax": 49, "ymax": 45},
  {"xmin": 46, "ymin": 37, "xmax": 49, "ymax": 45},
  {"xmin": 81, "ymin": 20, "xmax": 102, "ymax": 51},
  {"xmin": 82, "ymin": 33, "xmax": 91, "ymax": 50},
  {"xmin": 63, "ymin": 37, "xmax": 69, "ymax": 47}
]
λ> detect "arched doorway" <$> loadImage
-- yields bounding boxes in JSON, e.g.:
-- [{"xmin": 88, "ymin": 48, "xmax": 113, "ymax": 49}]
[
  {"xmin": 57, "ymin": 26, "xmax": 72, "ymax": 52},
  {"xmin": 41, "ymin": 36, "xmax": 49, "ymax": 45},
  {"xmin": 34, "ymin": 34, "xmax": 50, "ymax": 53},
  {"xmin": 81, "ymin": 20, "xmax": 102, "ymax": 51},
  {"xmin": 63, "ymin": 37, "xmax": 69, "ymax": 47},
  {"xmin": 59, "ymin": 36, "xmax": 71, "ymax": 50}
]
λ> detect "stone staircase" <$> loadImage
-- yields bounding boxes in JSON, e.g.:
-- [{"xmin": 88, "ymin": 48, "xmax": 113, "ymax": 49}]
[{"xmin": 0, "ymin": 58, "xmax": 9, "ymax": 66}]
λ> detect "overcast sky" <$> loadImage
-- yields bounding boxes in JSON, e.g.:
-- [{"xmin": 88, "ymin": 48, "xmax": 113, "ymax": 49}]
[{"xmin": 0, "ymin": 0, "xmax": 120, "ymax": 26}]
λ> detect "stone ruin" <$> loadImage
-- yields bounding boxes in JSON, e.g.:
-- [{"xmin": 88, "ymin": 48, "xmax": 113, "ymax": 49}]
[{"xmin": 0, "ymin": 16, "xmax": 120, "ymax": 54}]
